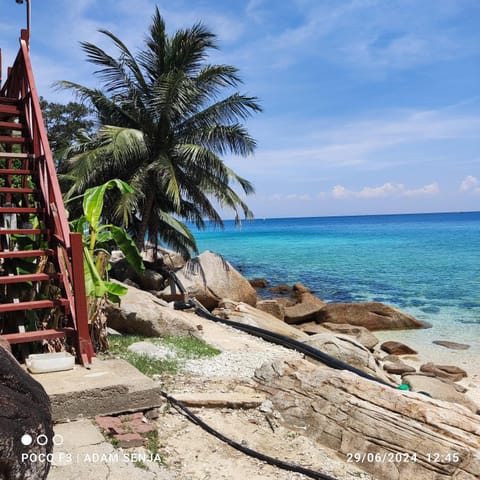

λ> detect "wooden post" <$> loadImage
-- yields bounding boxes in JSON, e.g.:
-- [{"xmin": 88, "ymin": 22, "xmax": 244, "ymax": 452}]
[{"xmin": 70, "ymin": 232, "xmax": 95, "ymax": 366}]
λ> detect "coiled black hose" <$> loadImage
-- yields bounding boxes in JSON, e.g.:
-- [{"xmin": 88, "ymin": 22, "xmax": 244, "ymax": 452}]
[{"xmin": 160, "ymin": 390, "xmax": 337, "ymax": 480}]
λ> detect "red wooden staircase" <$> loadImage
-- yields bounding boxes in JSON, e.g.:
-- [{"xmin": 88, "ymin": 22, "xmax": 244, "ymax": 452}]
[{"xmin": 0, "ymin": 30, "xmax": 94, "ymax": 365}]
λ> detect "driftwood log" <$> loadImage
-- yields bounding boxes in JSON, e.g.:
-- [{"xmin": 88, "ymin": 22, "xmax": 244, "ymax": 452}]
[
  {"xmin": 0, "ymin": 343, "xmax": 53, "ymax": 480},
  {"xmin": 255, "ymin": 358, "xmax": 480, "ymax": 480}
]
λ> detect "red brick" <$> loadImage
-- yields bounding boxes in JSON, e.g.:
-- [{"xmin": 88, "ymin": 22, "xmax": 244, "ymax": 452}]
[
  {"xmin": 114, "ymin": 433, "xmax": 144, "ymax": 448},
  {"xmin": 95, "ymin": 416, "xmax": 121, "ymax": 430},
  {"xmin": 108, "ymin": 425, "xmax": 129, "ymax": 435},
  {"xmin": 132, "ymin": 423, "xmax": 157, "ymax": 434}
]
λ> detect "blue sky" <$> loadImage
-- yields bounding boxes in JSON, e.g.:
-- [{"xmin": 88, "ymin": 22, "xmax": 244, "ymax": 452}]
[{"xmin": 1, "ymin": 0, "xmax": 479, "ymax": 218}]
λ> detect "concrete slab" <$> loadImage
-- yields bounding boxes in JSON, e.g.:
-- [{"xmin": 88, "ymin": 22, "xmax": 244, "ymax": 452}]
[
  {"xmin": 48, "ymin": 420, "xmax": 174, "ymax": 480},
  {"xmin": 32, "ymin": 358, "xmax": 164, "ymax": 422}
]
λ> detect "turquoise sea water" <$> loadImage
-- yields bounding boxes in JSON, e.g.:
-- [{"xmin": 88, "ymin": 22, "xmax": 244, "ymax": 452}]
[{"xmin": 192, "ymin": 212, "xmax": 480, "ymax": 345}]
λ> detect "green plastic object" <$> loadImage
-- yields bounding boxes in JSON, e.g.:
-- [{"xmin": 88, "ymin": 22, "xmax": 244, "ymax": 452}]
[{"xmin": 397, "ymin": 384, "xmax": 411, "ymax": 391}]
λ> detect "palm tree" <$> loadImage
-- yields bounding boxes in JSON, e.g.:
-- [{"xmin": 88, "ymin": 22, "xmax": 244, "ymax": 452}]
[{"xmin": 58, "ymin": 7, "xmax": 261, "ymax": 257}]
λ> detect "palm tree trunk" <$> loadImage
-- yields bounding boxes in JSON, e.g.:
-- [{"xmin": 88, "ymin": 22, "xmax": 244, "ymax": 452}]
[{"xmin": 136, "ymin": 194, "xmax": 154, "ymax": 251}]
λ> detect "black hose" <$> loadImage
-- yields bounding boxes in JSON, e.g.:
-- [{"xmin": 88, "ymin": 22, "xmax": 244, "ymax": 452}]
[
  {"xmin": 190, "ymin": 299, "xmax": 392, "ymax": 388},
  {"xmin": 160, "ymin": 390, "xmax": 338, "ymax": 480},
  {"xmin": 166, "ymin": 273, "xmax": 392, "ymax": 479}
]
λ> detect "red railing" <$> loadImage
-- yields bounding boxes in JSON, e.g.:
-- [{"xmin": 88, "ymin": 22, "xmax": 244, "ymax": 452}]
[{"xmin": 0, "ymin": 30, "xmax": 94, "ymax": 365}]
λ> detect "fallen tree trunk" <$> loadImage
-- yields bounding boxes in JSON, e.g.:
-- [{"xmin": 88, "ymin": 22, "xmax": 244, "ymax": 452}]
[{"xmin": 254, "ymin": 358, "xmax": 480, "ymax": 480}]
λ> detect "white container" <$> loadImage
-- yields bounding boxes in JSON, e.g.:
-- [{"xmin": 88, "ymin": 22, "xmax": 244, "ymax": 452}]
[{"xmin": 26, "ymin": 352, "xmax": 75, "ymax": 374}]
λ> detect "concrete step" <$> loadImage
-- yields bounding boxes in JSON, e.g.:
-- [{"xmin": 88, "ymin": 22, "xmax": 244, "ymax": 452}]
[{"xmin": 32, "ymin": 358, "xmax": 164, "ymax": 422}]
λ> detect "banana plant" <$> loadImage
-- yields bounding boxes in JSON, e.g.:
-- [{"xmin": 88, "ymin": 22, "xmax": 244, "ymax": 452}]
[{"xmin": 69, "ymin": 179, "xmax": 145, "ymax": 351}]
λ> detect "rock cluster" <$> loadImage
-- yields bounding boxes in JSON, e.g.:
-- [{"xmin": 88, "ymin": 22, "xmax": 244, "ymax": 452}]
[{"xmin": 107, "ymin": 247, "xmax": 479, "ymax": 479}]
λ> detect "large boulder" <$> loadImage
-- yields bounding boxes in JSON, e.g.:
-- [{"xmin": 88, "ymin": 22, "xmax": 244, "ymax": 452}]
[
  {"xmin": 317, "ymin": 302, "xmax": 431, "ymax": 330},
  {"xmin": 105, "ymin": 280, "xmax": 201, "ymax": 338},
  {"xmin": 291, "ymin": 283, "xmax": 326, "ymax": 306},
  {"xmin": 284, "ymin": 302, "xmax": 325, "ymax": 324},
  {"xmin": 159, "ymin": 251, "xmax": 257, "ymax": 310},
  {"xmin": 213, "ymin": 301, "xmax": 308, "ymax": 341},
  {"xmin": 255, "ymin": 299, "xmax": 285, "ymax": 321},
  {"xmin": 141, "ymin": 244, "xmax": 186, "ymax": 271},
  {"xmin": 0, "ymin": 346, "xmax": 53, "ymax": 480},
  {"xmin": 255, "ymin": 358, "xmax": 480, "ymax": 480},
  {"xmin": 303, "ymin": 333, "xmax": 389, "ymax": 381},
  {"xmin": 319, "ymin": 322, "xmax": 379, "ymax": 350}
]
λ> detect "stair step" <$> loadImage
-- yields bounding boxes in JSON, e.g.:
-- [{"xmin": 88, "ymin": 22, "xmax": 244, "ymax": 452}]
[
  {"xmin": 0, "ymin": 272, "xmax": 59, "ymax": 284},
  {"xmin": 1, "ymin": 328, "xmax": 74, "ymax": 344},
  {"xmin": 0, "ymin": 207, "xmax": 43, "ymax": 214},
  {"xmin": 0, "ymin": 104, "xmax": 21, "ymax": 116},
  {"xmin": 0, "ymin": 121, "xmax": 23, "ymax": 131},
  {"xmin": 0, "ymin": 187, "xmax": 37, "ymax": 194},
  {"xmin": 0, "ymin": 228, "xmax": 44, "ymax": 235},
  {"xmin": 0, "ymin": 136, "xmax": 26, "ymax": 144},
  {"xmin": 0, "ymin": 97, "xmax": 20, "ymax": 105},
  {"xmin": 0, "ymin": 298, "xmax": 69, "ymax": 314},
  {"xmin": 0, "ymin": 249, "xmax": 53, "ymax": 258},
  {"xmin": 0, "ymin": 152, "xmax": 31, "ymax": 159},
  {"xmin": 0, "ymin": 168, "xmax": 34, "ymax": 175}
]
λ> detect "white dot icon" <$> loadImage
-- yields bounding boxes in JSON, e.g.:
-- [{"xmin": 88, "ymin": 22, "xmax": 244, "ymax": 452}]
[{"xmin": 21, "ymin": 434, "xmax": 33, "ymax": 446}]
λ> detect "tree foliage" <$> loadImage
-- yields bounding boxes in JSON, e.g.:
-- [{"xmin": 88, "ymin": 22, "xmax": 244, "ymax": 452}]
[
  {"xmin": 40, "ymin": 97, "xmax": 95, "ymax": 170},
  {"xmin": 57, "ymin": 8, "xmax": 261, "ymax": 257}
]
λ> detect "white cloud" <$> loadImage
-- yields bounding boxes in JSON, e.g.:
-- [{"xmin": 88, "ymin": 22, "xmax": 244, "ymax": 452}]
[
  {"xmin": 332, "ymin": 182, "xmax": 440, "ymax": 199},
  {"xmin": 460, "ymin": 175, "xmax": 479, "ymax": 192},
  {"xmin": 357, "ymin": 182, "xmax": 405, "ymax": 198},
  {"xmin": 402, "ymin": 182, "xmax": 440, "ymax": 197}
]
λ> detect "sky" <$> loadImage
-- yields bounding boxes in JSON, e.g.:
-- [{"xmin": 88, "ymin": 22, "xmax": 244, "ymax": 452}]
[{"xmin": 0, "ymin": 0, "xmax": 479, "ymax": 219}]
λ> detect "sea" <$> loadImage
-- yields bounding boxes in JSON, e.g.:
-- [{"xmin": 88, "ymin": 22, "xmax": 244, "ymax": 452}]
[{"xmin": 192, "ymin": 211, "xmax": 480, "ymax": 356}]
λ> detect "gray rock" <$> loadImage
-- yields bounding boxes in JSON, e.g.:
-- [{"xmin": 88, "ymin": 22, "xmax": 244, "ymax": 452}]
[
  {"xmin": 255, "ymin": 299, "xmax": 285, "ymax": 321},
  {"xmin": 403, "ymin": 374, "xmax": 479, "ymax": 413},
  {"xmin": 106, "ymin": 280, "xmax": 200, "ymax": 338},
  {"xmin": 159, "ymin": 251, "xmax": 257, "ymax": 310},
  {"xmin": 383, "ymin": 361, "xmax": 416, "ymax": 375},
  {"xmin": 304, "ymin": 333, "xmax": 389, "ymax": 382},
  {"xmin": 381, "ymin": 341, "xmax": 418, "ymax": 355},
  {"xmin": 214, "ymin": 301, "xmax": 308, "ymax": 341},
  {"xmin": 317, "ymin": 302, "xmax": 431, "ymax": 330},
  {"xmin": 255, "ymin": 358, "xmax": 480, "ymax": 480},
  {"xmin": 141, "ymin": 244, "xmax": 186, "ymax": 270},
  {"xmin": 284, "ymin": 302, "xmax": 324, "ymax": 324},
  {"xmin": 320, "ymin": 322, "xmax": 379, "ymax": 350},
  {"xmin": 419, "ymin": 363, "xmax": 468, "ymax": 382},
  {"xmin": 433, "ymin": 340, "xmax": 471, "ymax": 350}
]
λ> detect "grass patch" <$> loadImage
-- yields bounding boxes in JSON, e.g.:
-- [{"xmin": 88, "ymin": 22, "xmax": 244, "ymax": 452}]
[
  {"xmin": 145, "ymin": 430, "xmax": 160, "ymax": 457},
  {"xmin": 162, "ymin": 336, "xmax": 220, "ymax": 359},
  {"xmin": 108, "ymin": 335, "xmax": 220, "ymax": 377}
]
